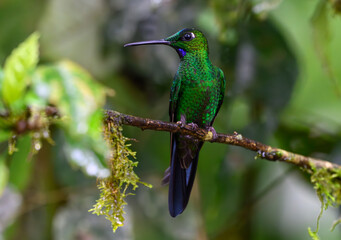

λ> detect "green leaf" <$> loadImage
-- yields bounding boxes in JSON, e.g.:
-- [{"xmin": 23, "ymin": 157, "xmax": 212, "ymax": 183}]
[
  {"xmin": 31, "ymin": 60, "xmax": 109, "ymax": 176},
  {"xmin": 1, "ymin": 32, "xmax": 40, "ymax": 109},
  {"xmin": 0, "ymin": 153, "xmax": 9, "ymax": 196},
  {"xmin": 311, "ymin": 0, "xmax": 341, "ymax": 97}
]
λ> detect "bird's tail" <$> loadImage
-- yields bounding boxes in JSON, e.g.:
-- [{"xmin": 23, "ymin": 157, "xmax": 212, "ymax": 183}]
[{"xmin": 168, "ymin": 138, "xmax": 202, "ymax": 217}]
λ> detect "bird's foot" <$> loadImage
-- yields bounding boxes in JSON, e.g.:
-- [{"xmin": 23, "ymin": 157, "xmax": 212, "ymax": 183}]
[
  {"xmin": 187, "ymin": 122, "xmax": 199, "ymax": 131},
  {"xmin": 207, "ymin": 126, "xmax": 218, "ymax": 140}
]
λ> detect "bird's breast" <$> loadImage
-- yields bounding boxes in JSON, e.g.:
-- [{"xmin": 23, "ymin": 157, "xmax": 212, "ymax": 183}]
[{"xmin": 176, "ymin": 66, "xmax": 220, "ymax": 127}]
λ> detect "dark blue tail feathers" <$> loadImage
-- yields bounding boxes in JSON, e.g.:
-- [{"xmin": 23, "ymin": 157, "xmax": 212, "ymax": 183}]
[{"xmin": 168, "ymin": 139, "xmax": 202, "ymax": 217}]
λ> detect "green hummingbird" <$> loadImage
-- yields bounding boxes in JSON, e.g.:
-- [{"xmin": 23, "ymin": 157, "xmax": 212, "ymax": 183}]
[{"xmin": 124, "ymin": 28, "xmax": 226, "ymax": 217}]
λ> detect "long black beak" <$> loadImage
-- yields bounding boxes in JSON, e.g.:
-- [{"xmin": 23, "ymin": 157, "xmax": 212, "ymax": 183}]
[{"xmin": 124, "ymin": 39, "xmax": 171, "ymax": 47}]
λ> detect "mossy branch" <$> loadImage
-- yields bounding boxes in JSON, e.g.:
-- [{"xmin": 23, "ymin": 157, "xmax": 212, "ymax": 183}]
[
  {"xmin": 105, "ymin": 110, "xmax": 341, "ymax": 171},
  {"xmin": 105, "ymin": 110, "xmax": 341, "ymax": 237},
  {"xmin": 4, "ymin": 107, "xmax": 340, "ymax": 235}
]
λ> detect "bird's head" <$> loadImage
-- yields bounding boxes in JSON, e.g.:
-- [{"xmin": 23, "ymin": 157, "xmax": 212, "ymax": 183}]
[{"xmin": 124, "ymin": 28, "xmax": 208, "ymax": 59}]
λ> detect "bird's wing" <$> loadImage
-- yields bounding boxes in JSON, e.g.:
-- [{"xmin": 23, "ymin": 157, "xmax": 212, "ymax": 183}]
[
  {"xmin": 167, "ymin": 72, "xmax": 205, "ymax": 217},
  {"xmin": 168, "ymin": 71, "xmax": 182, "ymax": 171},
  {"xmin": 162, "ymin": 73, "xmax": 182, "ymax": 186},
  {"xmin": 210, "ymin": 67, "xmax": 226, "ymax": 126},
  {"xmin": 166, "ymin": 73, "xmax": 197, "ymax": 217},
  {"xmin": 169, "ymin": 72, "xmax": 182, "ymax": 122}
]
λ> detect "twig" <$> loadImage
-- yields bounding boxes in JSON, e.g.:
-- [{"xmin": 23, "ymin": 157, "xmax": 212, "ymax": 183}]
[{"xmin": 105, "ymin": 110, "xmax": 341, "ymax": 171}]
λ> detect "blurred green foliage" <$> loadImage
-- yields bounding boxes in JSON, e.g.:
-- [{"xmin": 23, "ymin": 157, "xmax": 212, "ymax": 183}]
[
  {"xmin": 2, "ymin": 33, "xmax": 39, "ymax": 109},
  {"xmin": 8, "ymin": 135, "xmax": 32, "ymax": 191},
  {"xmin": 0, "ymin": 29, "xmax": 150, "ymax": 238},
  {"xmin": 1, "ymin": 0, "xmax": 341, "ymax": 239},
  {"xmin": 0, "ymin": 33, "xmax": 110, "ymax": 178},
  {"xmin": 31, "ymin": 61, "xmax": 110, "ymax": 175}
]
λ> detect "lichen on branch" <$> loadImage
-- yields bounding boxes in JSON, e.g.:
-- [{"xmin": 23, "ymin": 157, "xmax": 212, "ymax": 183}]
[
  {"xmin": 307, "ymin": 165, "xmax": 341, "ymax": 239},
  {"xmin": 89, "ymin": 115, "xmax": 151, "ymax": 232}
]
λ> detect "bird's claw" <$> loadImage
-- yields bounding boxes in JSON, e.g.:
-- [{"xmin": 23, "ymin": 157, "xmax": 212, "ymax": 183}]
[{"xmin": 187, "ymin": 122, "xmax": 199, "ymax": 131}]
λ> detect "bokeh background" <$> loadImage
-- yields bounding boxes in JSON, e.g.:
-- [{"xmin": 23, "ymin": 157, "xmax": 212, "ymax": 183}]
[{"xmin": 1, "ymin": 0, "xmax": 341, "ymax": 239}]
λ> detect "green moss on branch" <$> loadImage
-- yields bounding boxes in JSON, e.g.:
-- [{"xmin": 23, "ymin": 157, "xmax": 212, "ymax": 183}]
[{"xmin": 89, "ymin": 117, "xmax": 151, "ymax": 232}]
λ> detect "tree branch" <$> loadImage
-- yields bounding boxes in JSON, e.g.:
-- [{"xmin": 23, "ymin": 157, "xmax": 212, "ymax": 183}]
[{"xmin": 105, "ymin": 110, "xmax": 341, "ymax": 171}]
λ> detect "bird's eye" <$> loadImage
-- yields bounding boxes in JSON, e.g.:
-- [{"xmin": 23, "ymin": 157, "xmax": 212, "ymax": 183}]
[{"xmin": 182, "ymin": 32, "xmax": 195, "ymax": 41}]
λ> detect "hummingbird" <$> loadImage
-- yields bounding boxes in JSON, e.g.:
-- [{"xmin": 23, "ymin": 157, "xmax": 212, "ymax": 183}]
[{"xmin": 124, "ymin": 28, "xmax": 225, "ymax": 217}]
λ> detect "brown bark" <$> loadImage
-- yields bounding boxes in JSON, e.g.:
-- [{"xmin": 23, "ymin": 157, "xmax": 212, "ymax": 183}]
[{"xmin": 106, "ymin": 110, "xmax": 341, "ymax": 171}]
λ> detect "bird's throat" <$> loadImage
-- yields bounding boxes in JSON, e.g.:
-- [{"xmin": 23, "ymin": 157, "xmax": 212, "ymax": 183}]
[{"xmin": 176, "ymin": 48, "xmax": 187, "ymax": 58}]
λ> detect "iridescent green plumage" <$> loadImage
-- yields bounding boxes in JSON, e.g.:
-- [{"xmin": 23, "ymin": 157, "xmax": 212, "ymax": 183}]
[{"xmin": 124, "ymin": 28, "xmax": 226, "ymax": 217}]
